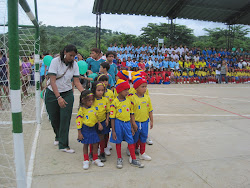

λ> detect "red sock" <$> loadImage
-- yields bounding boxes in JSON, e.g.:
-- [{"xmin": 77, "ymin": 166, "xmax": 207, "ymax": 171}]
[
  {"xmin": 128, "ymin": 144, "xmax": 136, "ymax": 160},
  {"xmin": 89, "ymin": 144, "xmax": 92, "ymax": 154},
  {"xmin": 84, "ymin": 154, "xmax": 89, "ymax": 161},
  {"xmin": 140, "ymin": 142, "xmax": 146, "ymax": 155},
  {"xmin": 93, "ymin": 153, "xmax": 98, "ymax": 161},
  {"xmin": 100, "ymin": 139, "xmax": 105, "ymax": 154},
  {"xmin": 116, "ymin": 144, "xmax": 122, "ymax": 158}
]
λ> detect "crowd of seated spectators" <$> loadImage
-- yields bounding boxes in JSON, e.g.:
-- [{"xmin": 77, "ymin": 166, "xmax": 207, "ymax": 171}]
[{"xmin": 106, "ymin": 43, "xmax": 250, "ymax": 84}]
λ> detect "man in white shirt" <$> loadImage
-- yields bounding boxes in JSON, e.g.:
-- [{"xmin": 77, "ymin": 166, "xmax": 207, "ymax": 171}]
[
  {"xmin": 171, "ymin": 51, "xmax": 179, "ymax": 61},
  {"xmin": 238, "ymin": 60, "xmax": 243, "ymax": 69}
]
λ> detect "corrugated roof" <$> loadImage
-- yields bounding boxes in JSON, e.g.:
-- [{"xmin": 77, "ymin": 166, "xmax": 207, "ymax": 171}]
[{"xmin": 93, "ymin": 0, "xmax": 250, "ymax": 25}]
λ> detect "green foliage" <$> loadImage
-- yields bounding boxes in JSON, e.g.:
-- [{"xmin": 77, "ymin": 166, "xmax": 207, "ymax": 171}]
[
  {"xmin": 140, "ymin": 23, "xmax": 195, "ymax": 46},
  {"xmin": 193, "ymin": 25, "xmax": 250, "ymax": 50},
  {"xmin": 38, "ymin": 24, "xmax": 249, "ymax": 58}
]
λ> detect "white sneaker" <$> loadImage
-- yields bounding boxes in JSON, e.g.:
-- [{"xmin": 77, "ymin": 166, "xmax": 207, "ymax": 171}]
[
  {"xmin": 59, "ymin": 148, "xmax": 75, "ymax": 153},
  {"xmin": 83, "ymin": 161, "xmax": 89, "ymax": 170},
  {"xmin": 140, "ymin": 153, "xmax": 152, "ymax": 161},
  {"xmin": 54, "ymin": 141, "xmax": 59, "ymax": 146},
  {"xmin": 146, "ymin": 137, "xmax": 153, "ymax": 145},
  {"xmin": 98, "ymin": 148, "xmax": 100, "ymax": 156},
  {"xmin": 104, "ymin": 147, "xmax": 111, "ymax": 156},
  {"xmin": 93, "ymin": 159, "xmax": 104, "ymax": 167},
  {"xmin": 107, "ymin": 142, "xmax": 112, "ymax": 150}
]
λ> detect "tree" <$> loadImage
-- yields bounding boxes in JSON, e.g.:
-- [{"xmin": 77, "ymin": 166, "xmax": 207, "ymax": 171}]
[
  {"xmin": 140, "ymin": 23, "xmax": 195, "ymax": 46},
  {"xmin": 194, "ymin": 25, "xmax": 250, "ymax": 50}
]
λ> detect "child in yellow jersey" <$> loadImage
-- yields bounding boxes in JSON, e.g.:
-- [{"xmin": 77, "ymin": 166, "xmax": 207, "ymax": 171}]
[
  {"xmin": 130, "ymin": 76, "xmax": 153, "ymax": 161},
  {"xmin": 110, "ymin": 79, "xmax": 144, "ymax": 169},
  {"xmin": 76, "ymin": 90, "xmax": 104, "ymax": 170},
  {"xmin": 96, "ymin": 74, "xmax": 114, "ymax": 154},
  {"xmin": 181, "ymin": 70, "xmax": 188, "ymax": 84},
  {"xmin": 91, "ymin": 82, "xmax": 110, "ymax": 162}
]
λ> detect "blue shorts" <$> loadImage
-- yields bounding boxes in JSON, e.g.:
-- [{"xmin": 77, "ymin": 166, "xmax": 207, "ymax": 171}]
[
  {"xmin": 110, "ymin": 119, "xmax": 134, "ymax": 144},
  {"xmin": 79, "ymin": 124, "xmax": 100, "ymax": 144},
  {"xmin": 163, "ymin": 82, "xmax": 170, "ymax": 84},
  {"xmin": 133, "ymin": 120, "xmax": 149, "ymax": 143},
  {"xmin": 96, "ymin": 120, "xmax": 110, "ymax": 135}
]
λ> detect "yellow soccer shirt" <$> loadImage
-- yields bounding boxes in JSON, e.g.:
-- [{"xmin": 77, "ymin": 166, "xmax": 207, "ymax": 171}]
[
  {"xmin": 104, "ymin": 89, "xmax": 114, "ymax": 103},
  {"xmin": 93, "ymin": 97, "xmax": 110, "ymax": 122},
  {"xmin": 131, "ymin": 94, "xmax": 153, "ymax": 122},
  {"xmin": 76, "ymin": 106, "xmax": 98, "ymax": 129},
  {"xmin": 201, "ymin": 71, "xmax": 206, "ymax": 76},
  {"xmin": 188, "ymin": 71, "xmax": 194, "ymax": 77},
  {"xmin": 184, "ymin": 62, "xmax": 190, "ymax": 68},
  {"xmin": 182, "ymin": 72, "xmax": 188, "ymax": 76},
  {"xmin": 211, "ymin": 71, "xmax": 216, "ymax": 76},
  {"xmin": 200, "ymin": 62, "xmax": 206, "ymax": 68},
  {"xmin": 194, "ymin": 62, "xmax": 200, "ymax": 69},
  {"xmin": 110, "ymin": 97, "xmax": 134, "ymax": 122},
  {"xmin": 178, "ymin": 60, "xmax": 184, "ymax": 68}
]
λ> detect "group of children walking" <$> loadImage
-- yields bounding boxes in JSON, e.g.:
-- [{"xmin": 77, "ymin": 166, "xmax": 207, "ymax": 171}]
[{"xmin": 76, "ymin": 70, "xmax": 153, "ymax": 170}]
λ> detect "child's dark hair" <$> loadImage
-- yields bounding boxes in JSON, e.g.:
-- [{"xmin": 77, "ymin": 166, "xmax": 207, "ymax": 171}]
[
  {"xmin": 97, "ymin": 74, "xmax": 108, "ymax": 82},
  {"xmin": 91, "ymin": 48, "xmax": 101, "ymax": 54},
  {"xmin": 79, "ymin": 90, "xmax": 92, "ymax": 107},
  {"xmin": 100, "ymin": 62, "xmax": 110, "ymax": 71},
  {"xmin": 91, "ymin": 81, "xmax": 105, "ymax": 97},
  {"xmin": 106, "ymin": 51, "xmax": 116, "ymax": 58}
]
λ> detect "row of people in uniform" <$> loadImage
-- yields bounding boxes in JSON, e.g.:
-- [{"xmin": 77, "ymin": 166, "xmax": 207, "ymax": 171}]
[
  {"xmin": 76, "ymin": 70, "xmax": 153, "ymax": 170},
  {"xmin": 143, "ymin": 68, "xmax": 250, "ymax": 84},
  {"xmin": 108, "ymin": 43, "xmax": 248, "ymax": 57},
  {"xmin": 117, "ymin": 57, "xmax": 249, "ymax": 72},
  {"xmin": 108, "ymin": 43, "xmax": 249, "ymax": 63}
]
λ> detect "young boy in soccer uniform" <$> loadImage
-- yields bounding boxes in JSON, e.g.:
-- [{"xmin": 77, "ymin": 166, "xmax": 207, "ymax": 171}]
[
  {"xmin": 110, "ymin": 79, "xmax": 144, "ymax": 169},
  {"xmin": 130, "ymin": 76, "xmax": 153, "ymax": 161}
]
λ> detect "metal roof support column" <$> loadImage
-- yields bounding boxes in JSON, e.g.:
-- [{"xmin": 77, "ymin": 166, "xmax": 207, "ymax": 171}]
[
  {"xmin": 170, "ymin": 18, "xmax": 173, "ymax": 46},
  {"xmin": 98, "ymin": 13, "xmax": 101, "ymax": 49},
  {"xmin": 96, "ymin": 13, "xmax": 98, "ymax": 48}
]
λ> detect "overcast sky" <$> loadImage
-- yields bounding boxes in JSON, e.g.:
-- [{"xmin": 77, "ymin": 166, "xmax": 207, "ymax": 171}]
[{"xmin": 25, "ymin": 0, "xmax": 249, "ymax": 37}]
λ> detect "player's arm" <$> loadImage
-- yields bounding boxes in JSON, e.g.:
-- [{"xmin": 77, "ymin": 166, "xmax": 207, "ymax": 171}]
[{"xmin": 130, "ymin": 114, "xmax": 137, "ymax": 132}]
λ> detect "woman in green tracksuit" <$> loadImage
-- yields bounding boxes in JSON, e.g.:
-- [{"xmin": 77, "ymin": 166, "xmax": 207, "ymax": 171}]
[{"xmin": 45, "ymin": 44, "xmax": 84, "ymax": 153}]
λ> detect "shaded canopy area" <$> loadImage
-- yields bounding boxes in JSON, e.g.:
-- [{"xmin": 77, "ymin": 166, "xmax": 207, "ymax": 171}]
[{"xmin": 93, "ymin": 0, "xmax": 250, "ymax": 25}]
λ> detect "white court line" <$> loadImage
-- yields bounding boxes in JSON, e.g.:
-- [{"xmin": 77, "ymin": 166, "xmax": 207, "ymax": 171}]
[
  {"xmin": 27, "ymin": 102, "xmax": 44, "ymax": 188},
  {"xmin": 150, "ymin": 93, "xmax": 250, "ymax": 103},
  {"xmin": 71, "ymin": 112, "xmax": 250, "ymax": 117},
  {"xmin": 0, "ymin": 120, "xmax": 36, "ymax": 125}
]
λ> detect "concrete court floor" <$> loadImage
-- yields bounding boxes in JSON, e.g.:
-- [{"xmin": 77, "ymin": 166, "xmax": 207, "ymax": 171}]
[{"xmin": 32, "ymin": 84, "xmax": 250, "ymax": 188}]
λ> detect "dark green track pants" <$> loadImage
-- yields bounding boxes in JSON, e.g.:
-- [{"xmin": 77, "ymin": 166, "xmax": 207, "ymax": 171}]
[{"xmin": 45, "ymin": 89, "xmax": 74, "ymax": 149}]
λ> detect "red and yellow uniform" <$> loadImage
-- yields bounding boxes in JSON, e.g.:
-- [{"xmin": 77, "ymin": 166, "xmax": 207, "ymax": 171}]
[
  {"xmin": 130, "ymin": 94, "xmax": 153, "ymax": 122},
  {"xmin": 76, "ymin": 106, "xmax": 98, "ymax": 129},
  {"xmin": 110, "ymin": 97, "xmax": 134, "ymax": 121},
  {"xmin": 104, "ymin": 89, "xmax": 114, "ymax": 103},
  {"xmin": 93, "ymin": 97, "xmax": 110, "ymax": 122}
]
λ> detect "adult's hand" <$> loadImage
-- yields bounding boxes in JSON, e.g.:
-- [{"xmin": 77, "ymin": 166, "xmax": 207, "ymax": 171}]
[{"xmin": 58, "ymin": 97, "xmax": 68, "ymax": 108}]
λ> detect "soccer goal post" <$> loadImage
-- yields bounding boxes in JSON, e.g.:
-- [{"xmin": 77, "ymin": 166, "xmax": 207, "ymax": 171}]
[{"xmin": 2, "ymin": 0, "xmax": 40, "ymax": 187}]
